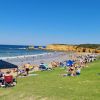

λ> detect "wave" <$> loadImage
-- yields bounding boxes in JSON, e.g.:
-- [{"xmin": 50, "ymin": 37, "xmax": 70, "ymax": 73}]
[
  {"xmin": 9, "ymin": 48, "xmax": 27, "ymax": 50},
  {"xmin": 0, "ymin": 52, "xmax": 53, "ymax": 60}
]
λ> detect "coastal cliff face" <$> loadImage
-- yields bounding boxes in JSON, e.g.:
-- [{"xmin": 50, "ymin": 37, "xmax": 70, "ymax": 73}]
[
  {"xmin": 46, "ymin": 44, "xmax": 100, "ymax": 53},
  {"xmin": 46, "ymin": 44, "xmax": 77, "ymax": 51}
]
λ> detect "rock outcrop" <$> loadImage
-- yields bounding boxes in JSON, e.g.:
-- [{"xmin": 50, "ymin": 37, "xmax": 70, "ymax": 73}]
[{"xmin": 46, "ymin": 44, "xmax": 100, "ymax": 53}]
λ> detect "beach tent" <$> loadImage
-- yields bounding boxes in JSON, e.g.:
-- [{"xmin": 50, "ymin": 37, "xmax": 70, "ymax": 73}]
[
  {"xmin": 39, "ymin": 63, "xmax": 47, "ymax": 70},
  {"xmin": 66, "ymin": 60, "xmax": 74, "ymax": 67},
  {"xmin": 0, "ymin": 60, "xmax": 18, "ymax": 69}
]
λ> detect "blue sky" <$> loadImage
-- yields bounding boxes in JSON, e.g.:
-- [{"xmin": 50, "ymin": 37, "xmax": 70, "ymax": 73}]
[{"xmin": 0, "ymin": 0, "xmax": 100, "ymax": 45}]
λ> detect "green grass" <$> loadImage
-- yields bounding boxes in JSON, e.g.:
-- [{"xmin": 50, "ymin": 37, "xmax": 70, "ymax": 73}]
[{"xmin": 0, "ymin": 60, "xmax": 100, "ymax": 100}]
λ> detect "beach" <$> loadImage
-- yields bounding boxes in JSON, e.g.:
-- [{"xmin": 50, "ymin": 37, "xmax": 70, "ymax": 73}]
[{"xmin": 0, "ymin": 52, "xmax": 72, "ymax": 67}]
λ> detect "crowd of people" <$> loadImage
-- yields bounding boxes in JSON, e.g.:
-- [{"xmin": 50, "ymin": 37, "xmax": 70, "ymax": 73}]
[
  {"xmin": 16, "ymin": 53, "xmax": 97, "ymax": 77},
  {"xmin": 0, "ymin": 53, "xmax": 98, "ymax": 87},
  {"xmin": 62, "ymin": 54, "xmax": 97, "ymax": 76}
]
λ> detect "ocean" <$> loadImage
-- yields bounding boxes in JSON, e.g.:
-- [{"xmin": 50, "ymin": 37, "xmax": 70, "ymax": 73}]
[
  {"xmin": 0, "ymin": 45, "xmax": 69, "ymax": 66},
  {"xmin": 0, "ymin": 45, "xmax": 50, "ymax": 58}
]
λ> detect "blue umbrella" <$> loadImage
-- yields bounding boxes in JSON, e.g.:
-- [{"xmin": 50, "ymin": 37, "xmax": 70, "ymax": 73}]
[{"xmin": 66, "ymin": 60, "xmax": 74, "ymax": 67}]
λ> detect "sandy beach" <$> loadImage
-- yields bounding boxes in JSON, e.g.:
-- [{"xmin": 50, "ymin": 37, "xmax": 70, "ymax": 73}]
[{"xmin": 0, "ymin": 52, "xmax": 73, "ymax": 67}]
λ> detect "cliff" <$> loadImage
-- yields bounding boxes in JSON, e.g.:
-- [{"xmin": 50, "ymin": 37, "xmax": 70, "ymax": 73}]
[
  {"xmin": 46, "ymin": 44, "xmax": 100, "ymax": 53},
  {"xmin": 46, "ymin": 44, "xmax": 77, "ymax": 51}
]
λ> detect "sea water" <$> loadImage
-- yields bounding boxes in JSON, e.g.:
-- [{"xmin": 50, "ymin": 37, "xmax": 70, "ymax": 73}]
[{"xmin": 0, "ymin": 45, "xmax": 50, "ymax": 58}]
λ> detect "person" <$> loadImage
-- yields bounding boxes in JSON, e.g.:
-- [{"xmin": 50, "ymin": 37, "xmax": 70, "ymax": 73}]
[
  {"xmin": 0, "ymin": 70, "xmax": 4, "ymax": 86},
  {"xmin": 24, "ymin": 63, "xmax": 30, "ymax": 75},
  {"xmin": 0, "ymin": 70, "xmax": 4, "ymax": 78},
  {"xmin": 76, "ymin": 67, "xmax": 81, "ymax": 75},
  {"xmin": 59, "ymin": 62, "xmax": 64, "ymax": 67},
  {"xmin": 19, "ymin": 68, "xmax": 26, "ymax": 76},
  {"xmin": 4, "ymin": 70, "xmax": 15, "ymax": 87},
  {"xmin": 25, "ymin": 67, "xmax": 29, "ymax": 75},
  {"xmin": 69, "ymin": 66, "xmax": 75, "ymax": 76},
  {"xmin": 51, "ymin": 61, "xmax": 58, "ymax": 68},
  {"xmin": 63, "ymin": 65, "xmax": 75, "ymax": 77}
]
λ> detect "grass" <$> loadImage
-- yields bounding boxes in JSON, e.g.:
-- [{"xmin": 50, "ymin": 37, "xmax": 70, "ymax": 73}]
[{"xmin": 0, "ymin": 60, "xmax": 100, "ymax": 100}]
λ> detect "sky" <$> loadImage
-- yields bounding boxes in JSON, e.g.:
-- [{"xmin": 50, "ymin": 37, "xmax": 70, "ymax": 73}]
[{"xmin": 0, "ymin": 0, "xmax": 100, "ymax": 45}]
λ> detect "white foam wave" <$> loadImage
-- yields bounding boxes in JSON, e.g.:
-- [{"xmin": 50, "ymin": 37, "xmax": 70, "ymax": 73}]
[
  {"xmin": 0, "ymin": 53, "xmax": 53, "ymax": 60},
  {"xmin": 9, "ymin": 48, "xmax": 27, "ymax": 50}
]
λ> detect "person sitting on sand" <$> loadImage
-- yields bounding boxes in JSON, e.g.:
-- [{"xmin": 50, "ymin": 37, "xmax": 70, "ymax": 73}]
[
  {"xmin": 48, "ymin": 63, "xmax": 54, "ymax": 70},
  {"xmin": 51, "ymin": 61, "xmax": 59, "ymax": 68}
]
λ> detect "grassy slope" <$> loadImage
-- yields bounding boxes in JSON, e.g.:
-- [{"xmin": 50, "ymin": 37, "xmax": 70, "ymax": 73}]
[{"xmin": 0, "ymin": 60, "xmax": 100, "ymax": 100}]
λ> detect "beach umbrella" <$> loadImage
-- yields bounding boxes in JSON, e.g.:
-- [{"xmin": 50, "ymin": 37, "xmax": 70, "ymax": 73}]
[{"xmin": 66, "ymin": 60, "xmax": 74, "ymax": 67}]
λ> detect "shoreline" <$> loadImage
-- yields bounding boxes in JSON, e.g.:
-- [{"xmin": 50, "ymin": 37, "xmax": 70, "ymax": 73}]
[
  {"xmin": 0, "ymin": 52, "xmax": 71, "ymax": 66},
  {"xmin": 0, "ymin": 51, "xmax": 99, "ymax": 67},
  {"xmin": 0, "ymin": 52, "xmax": 52, "ymax": 60}
]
